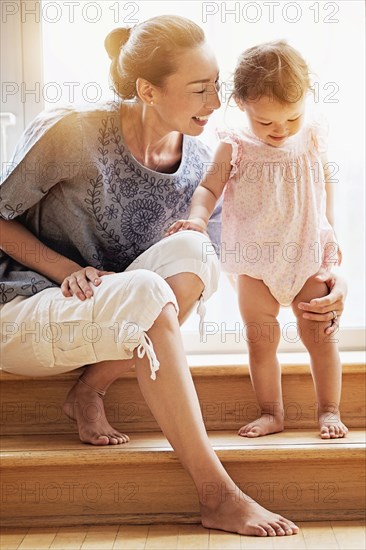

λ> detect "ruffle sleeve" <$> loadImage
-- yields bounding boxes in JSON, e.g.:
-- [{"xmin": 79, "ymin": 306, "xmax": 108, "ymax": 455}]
[
  {"xmin": 216, "ymin": 128, "xmax": 244, "ymax": 178},
  {"xmin": 308, "ymin": 116, "xmax": 329, "ymax": 155},
  {"xmin": 0, "ymin": 107, "xmax": 82, "ymax": 220}
]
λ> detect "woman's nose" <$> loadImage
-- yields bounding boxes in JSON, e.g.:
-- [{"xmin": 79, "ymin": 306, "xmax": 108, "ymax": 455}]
[{"xmin": 204, "ymin": 84, "xmax": 221, "ymax": 110}]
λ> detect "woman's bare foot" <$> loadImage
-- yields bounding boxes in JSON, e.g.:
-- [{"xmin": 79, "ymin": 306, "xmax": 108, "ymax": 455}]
[
  {"xmin": 200, "ymin": 485, "xmax": 298, "ymax": 536},
  {"xmin": 319, "ymin": 411, "xmax": 348, "ymax": 439},
  {"xmin": 238, "ymin": 414, "xmax": 284, "ymax": 438},
  {"xmin": 63, "ymin": 379, "xmax": 129, "ymax": 445}
]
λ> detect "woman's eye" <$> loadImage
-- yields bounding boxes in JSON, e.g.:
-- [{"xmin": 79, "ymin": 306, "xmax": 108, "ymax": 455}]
[
  {"xmin": 195, "ymin": 79, "xmax": 221, "ymax": 94},
  {"xmin": 260, "ymin": 122, "xmax": 272, "ymax": 126}
]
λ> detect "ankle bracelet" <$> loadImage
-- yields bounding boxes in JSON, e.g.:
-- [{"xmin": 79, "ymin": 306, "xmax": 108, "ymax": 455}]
[{"xmin": 78, "ymin": 376, "xmax": 106, "ymax": 398}]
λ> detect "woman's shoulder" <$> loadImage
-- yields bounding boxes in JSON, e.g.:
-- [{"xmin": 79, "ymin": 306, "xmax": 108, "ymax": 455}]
[
  {"xmin": 7, "ymin": 102, "xmax": 122, "ymax": 167},
  {"xmin": 22, "ymin": 101, "xmax": 121, "ymax": 135}
]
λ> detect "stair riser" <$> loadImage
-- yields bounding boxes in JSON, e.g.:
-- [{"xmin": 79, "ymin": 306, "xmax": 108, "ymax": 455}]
[
  {"xmin": 1, "ymin": 372, "xmax": 365, "ymax": 435},
  {"xmin": 1, "ymin": 458, "xmax": 364, "ymax": 527}
]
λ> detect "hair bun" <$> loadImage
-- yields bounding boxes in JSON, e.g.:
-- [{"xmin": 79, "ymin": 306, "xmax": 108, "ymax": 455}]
[{"xmin": 104, "ymin": 27, "xmax": 131, "ymax": 59}]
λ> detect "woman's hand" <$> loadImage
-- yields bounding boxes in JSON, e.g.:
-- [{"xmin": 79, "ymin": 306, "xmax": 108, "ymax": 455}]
[
  {"xmin": 297, "ymin": 272, "xmax": 347, "ymax": 334},
  {"xmin": 165, "ymin": 218, "xmax": 208, "ymax": 236},
  {"xmin": 61, "ymin": 267, "xmax": 115, "ymax": 300}
]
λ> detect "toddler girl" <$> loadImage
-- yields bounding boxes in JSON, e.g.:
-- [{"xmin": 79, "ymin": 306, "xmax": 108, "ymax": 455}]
[{"xmin": 167, "ymin": 40, "xmax": 348, "ymax": 440}]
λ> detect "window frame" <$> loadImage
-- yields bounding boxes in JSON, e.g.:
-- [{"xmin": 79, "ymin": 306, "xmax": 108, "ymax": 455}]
[{"xmin": 0, "ymin": 1, "xmax": 44, "ymax": 163}]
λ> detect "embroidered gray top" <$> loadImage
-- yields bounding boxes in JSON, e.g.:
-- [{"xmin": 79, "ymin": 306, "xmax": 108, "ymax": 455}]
[{"xmin": 0, "ymin": 102, "xmax": 221, "ymax": 304}]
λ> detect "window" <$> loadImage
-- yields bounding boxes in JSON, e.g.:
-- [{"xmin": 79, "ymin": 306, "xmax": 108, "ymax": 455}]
[{"xmin": 2, "ymin": 1, "xmax": 365, "ymax": 352}]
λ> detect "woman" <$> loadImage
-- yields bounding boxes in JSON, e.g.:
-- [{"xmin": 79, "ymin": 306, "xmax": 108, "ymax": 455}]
[{"xmin": 0, "ymin": 15, "xmax": 346, "ymax": 537}]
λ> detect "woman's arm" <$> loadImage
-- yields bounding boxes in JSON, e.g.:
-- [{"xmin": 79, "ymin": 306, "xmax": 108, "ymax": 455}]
[
  {"xmin": 0, "ymin": 219, "xmax": 114, "ymax": 300},
  {"xmin": 166, "ymin": 141, "xmax": 232, "ymax": 234},
  {"xmin": 0, "ymin": 218, "xmax": 82, "ymax": 283}
]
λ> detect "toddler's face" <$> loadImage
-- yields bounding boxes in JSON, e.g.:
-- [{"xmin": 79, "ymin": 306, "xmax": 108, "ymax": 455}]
[{"xmin": 238, "ymin": 95, "xmax": 305, "ymax": 147}]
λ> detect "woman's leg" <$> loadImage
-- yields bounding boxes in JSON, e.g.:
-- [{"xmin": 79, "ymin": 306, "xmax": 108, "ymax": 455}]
[
  {"xmin": 292, "ymin": 274, "xmax": 348, "ymax": 439},
  {"xmin": 70, "ymin": 231, "xmax": 217, "ymax": 444},
  {"xmin": 132, "ymin": 303, "xmax": 298, "ymax": 537},
  {"xmin": 64, "ymin": 270, "xmax": 205, "ymax": 445},
  {"xmin": 165, "ymin": 272, "xmax": 204, "ymax": 323},
  {"xmin": 237, "ymin": 275, "xmax": 284, "ymax": 437}
]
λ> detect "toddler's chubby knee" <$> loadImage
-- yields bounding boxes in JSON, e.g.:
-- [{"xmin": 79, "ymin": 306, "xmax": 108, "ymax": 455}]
[
  {"xmin": 246, "ymin": 319, "xmax": 281, "ymax": 349},
  {"xmin": 298, "ymin": 314, "xmax": 330, "ymax": 336},
  {"xmin": 292, "ymin": 274, "xmax": 329, "ymax": 319}
]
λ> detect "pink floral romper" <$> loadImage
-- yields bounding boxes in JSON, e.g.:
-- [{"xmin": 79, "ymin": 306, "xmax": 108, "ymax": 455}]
[{"xmin": 218, "ymin": 122, "xmax": 338, "ymax": 305}]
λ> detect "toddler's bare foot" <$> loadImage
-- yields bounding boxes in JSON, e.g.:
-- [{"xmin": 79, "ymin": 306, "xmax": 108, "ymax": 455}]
[
  {"xmin": 238, "ymin": 414, "xmax": 284, "ymax": 438},
  {"xmin": 63, "ymin": 379, "xmax": 129, "ymax": 445},
  {"xmin": 200, "ymin": 485, "xmax": 298, "ymax": 536},
  {"xmin": 319, "ymin": 411, "xmax": 348, "ymax": 439}
]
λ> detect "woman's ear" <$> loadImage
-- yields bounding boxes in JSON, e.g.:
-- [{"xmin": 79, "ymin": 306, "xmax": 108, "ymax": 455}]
[{"xmin": 136, "ymin": 77, "xmax": 157, "ymax": 105}]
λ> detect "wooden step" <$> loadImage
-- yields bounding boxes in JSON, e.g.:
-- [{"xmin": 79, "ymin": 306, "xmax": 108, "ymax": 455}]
[
  {"xmin": 1, "ymin": 353, "xmax": 365, "ymax": 435},
  {"xmin": 1, "ymin": 430, "xmax": 364, "ymax": 527}
]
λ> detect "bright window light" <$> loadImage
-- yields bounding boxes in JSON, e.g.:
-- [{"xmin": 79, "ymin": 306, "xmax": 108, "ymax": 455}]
[{"xmin": 40, "ymin": 0, "xmax": 365, "ymax": 337}]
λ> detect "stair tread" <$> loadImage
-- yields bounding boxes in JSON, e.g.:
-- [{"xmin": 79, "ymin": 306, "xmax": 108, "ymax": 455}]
[
  {"xmin": 1, "ymin": 352, "xmax": 364, "ymax": 381},
  {"xmin": 2, "ymin": 430, "xmax": 365, "ymax": 467}
]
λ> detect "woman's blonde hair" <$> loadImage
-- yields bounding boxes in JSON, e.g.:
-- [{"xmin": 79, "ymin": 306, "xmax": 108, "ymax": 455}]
[
  {"xmin": 233, "ymin": 40, "xmax": 311, "ymax": 104},
  {"xmin": 105, "ymin": 15, "xmax": 205, "ymax": 101}
]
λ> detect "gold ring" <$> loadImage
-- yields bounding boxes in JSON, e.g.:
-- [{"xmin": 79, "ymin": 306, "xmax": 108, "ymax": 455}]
[{"xmin": 332, "ymin": 310, "xmax": 338, "ymax": 321}]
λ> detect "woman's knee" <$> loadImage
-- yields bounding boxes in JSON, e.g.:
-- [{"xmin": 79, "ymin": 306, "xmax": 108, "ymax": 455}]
[
  {"xmin": 93, "ymin": 269, "xmax": 179, "ymax": 328},
  {"xmin": 173, "ymin": 231, "xmax": 220, "ymax": 298}
]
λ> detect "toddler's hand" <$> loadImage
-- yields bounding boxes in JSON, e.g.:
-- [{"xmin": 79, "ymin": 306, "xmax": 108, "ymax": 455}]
[{"xmin": 165, "ymin": 218, "xmax": 208, "ymax": 236}]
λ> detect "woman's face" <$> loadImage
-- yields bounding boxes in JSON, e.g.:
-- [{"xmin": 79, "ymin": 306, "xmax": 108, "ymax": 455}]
[{"xmin": 153, "ymin": 42, "xmax": 221, "ymax": 136}]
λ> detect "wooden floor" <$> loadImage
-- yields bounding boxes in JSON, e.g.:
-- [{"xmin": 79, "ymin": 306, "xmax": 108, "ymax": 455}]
[{"xmin": 1, "ymin": 521, "xmax": 365, "ymax": 549}]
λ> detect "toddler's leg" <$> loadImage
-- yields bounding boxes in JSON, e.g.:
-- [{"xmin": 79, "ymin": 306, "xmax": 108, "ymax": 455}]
[
  {"xmin": 292, "ymin": 274, "xmax": 348, "ymax": 439},
  {"xmin": 237, "ymin": 275, "xmax": 283, "ymax": 437}
]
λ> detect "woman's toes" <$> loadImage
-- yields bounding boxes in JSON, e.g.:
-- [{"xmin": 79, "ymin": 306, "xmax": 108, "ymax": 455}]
[
  {"xmin": 262, "ymin": 524, "xmax": 277, "ymax": 536},
  {"xmin": 320, "ymin": 427, "xmax": 330, "ymax": 439},
  {"xmin": 94, "ymin": 435, "xmax": 110, "ymax": 445},
  {"xmin": 278, "ymin": 521, "xmax": 293, "ymax": 534},
  {"xmin": 273, "ymin": 524, "xmax": 285, "ymax": 536},
  {"xmin": 254, "ymin": 525, "xmax": 268, "ymax": 537},
  {"xmin": 279, "ymin": 517, "xmax": 298, "ymax": 534}
]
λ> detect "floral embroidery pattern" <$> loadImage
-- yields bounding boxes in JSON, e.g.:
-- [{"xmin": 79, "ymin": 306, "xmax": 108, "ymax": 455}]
[
  {"xmin": 0, "ymin": 282, "xmax": 15, "ymax": 303},
  {"xmin": 0, "ymin": 107, "xmax": 216, "ymax": 305},
  {"xmin": 121, "ymin": 199, "xmax": 166, "ymax": 244},
  {"xmin": 20, "ymin": 277, "xmax": 48, "ymax": 294},
  {"xmin": 0, "ymin": 202, "xmax": 24, "ymax": 220},
  {"xmin": 85, "ymin": 115, "xmax": 208, "ymax": 270}
]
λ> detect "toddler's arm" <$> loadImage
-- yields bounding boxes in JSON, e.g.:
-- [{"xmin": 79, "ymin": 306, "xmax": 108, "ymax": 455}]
[{"xmin": 166, "ymin": 142, "xmax": 232, "ymax": 235}]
